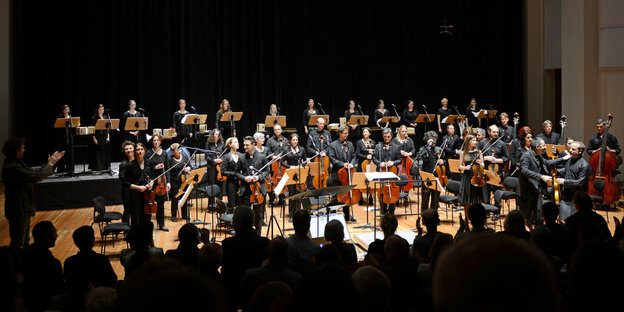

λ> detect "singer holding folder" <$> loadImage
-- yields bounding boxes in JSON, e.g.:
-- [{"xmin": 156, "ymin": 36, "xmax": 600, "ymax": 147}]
[
  {"xmin": 173, "ymin": 99, "xmax": 193, "ymax": 144},
  {"xmin": 90, "ymin": 104, "xmax": 111, "ymax": 171},
  {"xmin": 216, "ymin": 99, "xmax": 235, "ymax": 137},
  {"xmin": 344, "ymin": 100, "xmax": 362, "ymax": 144},
  {"xmin": 303, "ymin": 98, "xmax": 319, "ymax": 135},
  {"xmin": 121, "ymin": 100, "xmax": 145, "ymax": 143}
]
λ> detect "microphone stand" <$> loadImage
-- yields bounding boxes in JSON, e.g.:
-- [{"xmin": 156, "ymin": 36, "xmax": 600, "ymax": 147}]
[
  {"xmin": 317, "ymin": 103, "xmax": 327, "ymax": 116},
  {"xmin": 421, "ymin": 105, "xmax": 430, "ymax": 133},
  {"xmin": 105, "ymin": 110, "xmax": 115, "ymax": 175},
  {"xmin": 452, "ymin": 105, "xmax": 465, "ymax": 135}
]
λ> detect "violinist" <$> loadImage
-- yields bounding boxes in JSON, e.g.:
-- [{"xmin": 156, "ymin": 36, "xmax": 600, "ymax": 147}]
[
  {"xmin": 253, "ymin": 132, "xmax": 270, "ymax": 159},
  {"xmin": 205, "ymin": 129, "xmax": 224, "ymax": 207},
  {"xmin": 145, "ymin": 134, "xmax": 171, "ymax": 231},
  {"xmin": 119, "ymin": 141, "xmax": 135, "ymax": 223},
  {"xmin": 168, "ymin": 143, "xmax": 191, "ymax": 222},
  {"xmin": 587, "ymin": 118, "xmax": 621, "ymax": 161},
  {"xmin": 373, "ymin": 128, "xmax": 402, "ymax": 214},
  {"xmin": 436, "ymin": 98, "xmax": 450, "ymax": 134},
  {"xmin": 536, "ymin": 120, "xmax": 561, "ymax": 145},
  {"xmin": 458, "ymin": 134, "xmax": 488, "ymax": 216},
  {"xmin": 121, "ymin": 100, "xmax": 145, "ymax": 143},
  {"xmin": 498, "ymin": 113, "xmax": 514, "ymax": 144},
  {"xmin": 242, "ymin": 136, "xmax": 269, "ymax": 234},
  {"xmin": 442, "ymin": 124, "xmax": 461, "ymax": 181},
  {"xmin": 509, "ymin": 127, "xmax": 533, "ymax": 174},
  {"xmin": 465, "ymin": 98, "xmax": 481, "ymax": 128},
  {"xmin": 556, "ymin": 141, "xmax": 591, "ymax": 220},
  {"xmin": 90, "ymin": 104, "xmax": 111, "ymax": 171},
  {"xmin": 477, "ymin": 125, "xmax": 509, "ymax": 182},
  {"xmin": 345, "ymin": 100, "xmax": 362, "ymax": 145},
  {"xmin": 402, "ymin": 100, "xmax": 419, "ymax": 128},
  {"xmin": 303, "ymin": 99, "xmax": 319, "ymax": 135},
  {"xmin": 124, "ymin": 143, "xmax": 150, "ymax": 225},
  {"xmin": 173, "ymin": 99, "xmax": 193, "ymax": 144},
  {"xmin": 306, "ymin": 117, "xmax": 332, "ymax": 157},
  {"xmin": 327, "ymin": 126, "xmax": 358, "ymax": 221},
  {"xmin": 475, "ymin": 128, "xmax": 486, "ymax": 144},
  {"xmin": 392, "ymin": 125, "xmax": 415, "ymax": 157},
  {"xmin": 417, "ymin": 131, "xmax": 445, "ymax": 211},
  {"xmin": 356, "ymin": 127, "xmax": 376, "ymax": 170},
  {"xmin": 216, "ymin": 99, "xmax": 235, "ymax": 137},
  {"xmin": 222, "ymin": 137, "xmax": 246, "ymax": 213},
  {"xmin": 518, "ymin": 138, "xmax": 567, "ymax": 224},
  {"xmin": 266, "ymin": 124, "xmax": 289, "ymax": 155},
  {"xmin": 280, "ymin": 134, "xmax": 306, "ymax": 222}
]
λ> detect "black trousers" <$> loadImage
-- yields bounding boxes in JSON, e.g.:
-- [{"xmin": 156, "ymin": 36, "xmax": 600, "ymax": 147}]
[
  {"xmin": 8, "ymin": 215, "xmax": 31, "ymax": 249},
  {"xmin": 518, "ymin": 195, "xmax": 544, "ymax": 224},
  {"xmin": 226, "ymin": 181, "xmax": 241, "ymax": 214},
  {"xmin": 421, "ymin": 188, "xmax": 440, "ymax": 211},
  {"xmin": 170, "ymin": 186, "xmax": 188, "ymax": 220},
  {"xmin": 121, "ymin": 188, "xmax": 130, "ymax": 223}
]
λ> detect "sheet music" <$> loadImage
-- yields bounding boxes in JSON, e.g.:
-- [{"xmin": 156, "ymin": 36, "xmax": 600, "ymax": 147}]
[
  {"xmin": 441, "ymin": 116, "xmax": 449, "ymax": 123},
  {"xmin": 274, "ymin": 172, "xmax": 289, "ymax": 195}
]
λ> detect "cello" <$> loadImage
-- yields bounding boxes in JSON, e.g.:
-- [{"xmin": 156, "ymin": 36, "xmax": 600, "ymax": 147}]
[
  {"xmin": 337, "ymin": 167, "xmax": 362, "ymax": 205},
  {"xmin": 377, "ymin": 142, "xmax": 400, "ymax": 204},
  {"xmin": 588, "ymin": 114, "xmax": 621, "ymax": 204},
  {"xmin": 360, "ymin": 139, "xmax": 376, "ymax": 172},
  {"xmin": 397, "ymin": 155, "xmax": 414, "ymax": 191},
  {"xmin": 312, "ymin": 135, "xmax": 330, "ymax": 189}
]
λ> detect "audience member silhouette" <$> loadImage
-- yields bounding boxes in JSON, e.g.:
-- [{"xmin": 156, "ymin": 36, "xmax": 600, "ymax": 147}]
[
  {"xmin": 165, "ymin": 223, "xmax": 200, "ymax": 269},
  {"xmin": 296, "ymin": 264, "xmax": 360, "ymax": 312},
  {"xmin": 352, "ymin": 265, "xmax": 391, "ymax": 312},
  {"xmin": 565, "ymin": 191, "xmax": 611, "ymax": 251},
  {"xmin": 542, "ymin": 201, "xmax": 574, "ymax": 265},
  {"xmin": 324, "ymin": 219, "xmax": 357, "ymax": 267},
  {"xmin": 411, "ymin": 209, "xmax": 444, "ymax": 262},
  {"xmin": 248, "ymin": 281, "xmax": 294, "ymax": 312},
  {"xmin": 64, "ymin": 225, "xmax": 117, "ymax": 287},
  {"xmin": 120, "ymin": 221, "xmax": 164, "ymax": 278},
  {"xmin": 379, "ymin": 234, "xmax": 423, "ymax": 311},
  {"xmin": 286, "ymin": 209, "xmax": 320, "ymax": 274},
  {"xmin": 499, "ymin": 210, "xmax": 531, "ymax": 240},
  {"xmin": 367, "ymin": 213, "xmax": 398, "ymax": 264}
]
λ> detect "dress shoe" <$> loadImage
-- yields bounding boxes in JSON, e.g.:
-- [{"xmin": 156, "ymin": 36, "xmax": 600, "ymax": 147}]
[
  {"xmin": 159, "ymin": 225, "xmax": 169, "ymax": 232},
  {"xmin": 349, "ymin": 217, "xmax": 357, "ymax": 222},
  {"xmin": 171, "ymin": 217, "xmax": 178, "ymax": 222},
  {"xmin": 262, "ymin": 221, "xmax": 268, "ymax": 226}
]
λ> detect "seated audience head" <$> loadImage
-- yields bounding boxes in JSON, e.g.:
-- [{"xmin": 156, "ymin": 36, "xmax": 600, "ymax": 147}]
[
  {"xmin": 503, "ymin": 210, "xmax": 526, "ymax": 234},
  {"xmin": 248, "ymin": 281, "xmax": 293, "ymax": 312},
  {"xmin": 352, "ymin": 266, "xmax": 391, "ymax": 312},
  {"xmin": 292, "ymin": 209, "xmax": 311, "ymax": 236},
  {"xmin": 429, "ymin": 233, "xmax": 453, "ymax": 270},
  {"xmin": 32, "ymin": 220, "xmax": 57, "ymax": 248},
  {"xmin": 267, "ymin": 236, "xmax": 289, "ymax": 265},
  {"xmin": 232, "ymin": 206, "xmax": 254, "ymax": 232},
  {"xmin": 324, "ymin": 220, "xmax": 344, "ymax": 245},
  {"xmin": 85, "ymin": 287, "xmax": 119, "ymax": 312},
  {"xmin": 467, "ymin": 203, "xmax": 486, "ymax": 230},
  {"xmin": 177, "ymin": 223, "xmax": 200, "ymax": 246},
  {"xmin": 384, "ymin": 234, "xmax": 408, "ymax": 261},
  {"xmin": 380, "ymin": 213, "xmax": 398, "ymax": 238},
  {"xmin": 72, "ymin": 225, "xmax": 95, "ymax": 252},
  {"xmin": 433, "ymin": 233, "xmax": 557, "ymax": 312},
  {"xmin": 541, "ymin": 201, "xmax": 559, "ymax": 224},
  {"xmin": 198, "ymin": 243, "xmax": 223, "ymax": 274},
  {"xmin": 128, "ymin": 221, "xmax": 154, "ymax": 250},
  {"xmin": 422, "ymin": 208, "xmax": 440, "ymax": 231},
  {"xmin": 573, "ymin": 191, "xmax": 592, "ymax": 212}
]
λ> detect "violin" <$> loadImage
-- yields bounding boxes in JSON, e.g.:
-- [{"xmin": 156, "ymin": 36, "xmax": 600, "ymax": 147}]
[
  {"xmin": 312, "ymin": 135, "xmax": 330, "ymax": 189},
  {"xmin": 215, "ymin": 149, "xmax": 228, "ymax": 181},
  {"xmin": 484, "ymin": 149, "xmax": 501, "ymax": 186},
  {"xmin": 550, "ymin": 167, "xmax": 561, "ymax": 205},
  {"xmin": 249, "ymin": 181, "xmax": 264, "ymax": 204},
  {"xmin": 435, "ymin": 150, "xmax": 448, "ymax": 187},
  {"xmin": 154, "ymin": 174, "xmax": 167, "ymax": 195},
  {"xmin": 143, "ymin": 176, "xmax": 157, "ymax": 214},
  {"xmin": 588, "ymin": 114, "xmax": 621, "ymax": 204},
  {"xmin": 337, "ymin": 166, "xmax": 362, "ymax": 205}
]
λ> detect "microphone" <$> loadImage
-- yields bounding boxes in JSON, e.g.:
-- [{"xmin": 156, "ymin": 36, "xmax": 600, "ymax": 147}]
[
  {"xmin": 422, "ymin": 104, "xmax": 428, "ymax": 110},
  {"xmin": 391, "ymin": 103, "xmax": 396, "ymax": 108},
  {"xmin": 357, "ymin": 104, "xmax": 363, "ymax": 110},
  {"xmin": 317, "ymin": 103, "xmax": 322, "ymax": 107},
  {"xmin": 249, "ymin": 166, "xmax": 256, "ymax": 172},
  {"xmin": 190, "ymin": 106, "xmax": 197, "ymax": 112},
  {"xmin": 137, "ymin": 107, "xmax": 145, "ymax": 112}
]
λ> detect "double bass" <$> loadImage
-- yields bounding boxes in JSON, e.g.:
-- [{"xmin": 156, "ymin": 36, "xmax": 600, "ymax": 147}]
[
  {"xmin": 588, "ymin": 114, "xmax": 621, "ymax": 204},
  {"xmin": 312, "ymin": 135, "xmax": 330, "ymax": 189}
]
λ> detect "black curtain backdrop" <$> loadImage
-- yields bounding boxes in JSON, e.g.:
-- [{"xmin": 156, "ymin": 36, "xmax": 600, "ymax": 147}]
[{"xmin": 11, "ymin": 0, "xmax": 522, "ymax": 164}]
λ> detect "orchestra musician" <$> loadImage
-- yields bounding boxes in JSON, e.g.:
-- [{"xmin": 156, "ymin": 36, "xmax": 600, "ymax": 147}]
[
  {"xmin": 124, "ymin": 143, "xmax": 150, "ymax": 225},
  {"xmin": 280, "ymin": 134, "xmax": 306, "ymax": 222},
  {"xmin": 465, "ymin": 98, "xmax": 481, "ymax": 128},
  {"xmin": 253, "ymin": 132, "xmax": 270, "ymax": 159},
  {"xmin": 374, "ymin": 99, "xmax": 391, "ymax": 137},
  {"xmin": 145, "ymin": 134, "xmax": 171, "ymax": 231},
  {"xmin": 442, "ymin": 124, "xmax": 461, "ymax": 180},
  {"xmin": 402, "ymin": 100, "xmax": 419, "ymax": 128},
  {"xmin": 587, "ymin": 118, "xmax": 621, "ymax": 163},
  {"xmin": 119, "ymin": 140, "xmax": 135, "ymax": 224},
  {"xmin": 303, "ymin": 99, "xmax": 319, "ymax": 136},
  {"xmin": 517, "ymin": 138, "xmax": 568, "ymax": 224},
  {"xmin": 168, "ymin": 143, "xmax": 191, "ymax": 222},
  {"xmin": 55, "ymin": 104, "xmax": 72, "ymax": 173},
  {"xmin": 222, "ymin": 137, "xmax": 246, "ymax": 213},
  {"xmin": 477, "ymin": 125, "xmax": 509, "ymax": 182},
  {"xmin": 356, "ymin": 127, "xmax": 376, "ymax": 170},
  {"xmin": 556, "ymin": 141, "xmax": 592, "ymax": 220},
  {"xmin": 536, "ymin": 120, "xmax": 561, "ymax": 145},
  {"xmin": 437, "ymin": 98, "xmax": 451, "ymax": 134},
  {"xmin": 121, "ymin": 100, "xmax": 144, "ymax": 143},
  {"xmin": 345, "ymin": 100, "xmax": 362, "ymax": 146},
  {"xmin": 475, "ymin": 128, "xmax": 486, "ymax": 144},
  {"xmin": 172, "ymin": 99, "xmax": 193, "ymax": 144},
  {"xmin": 216, "ymin": 99, "xmax": 235, "ymax": 138},
  {"xmin": 458, "ymin": 134, "xmax": 488, "ymax": 216},
  {"xmin": 268, "ymin": 104, "xmax": 279, "ymax": 117},
  {"xmin": 205, "ymin": 129, "xmax": 224, "ymax": 206},
  {"xmin": 417, "ymin": 131, "xmax": 445, "ymax": 211},
  {"xmin": 498, "ymin": 113, "xmax": 514, "ymax": 144},
  {"xmin": 556, "ymin": 137, "xmax": 576, "ymax": 160},
  {"xmin": 392, "ymin": 125, "xmax": 415, "ymax": 157},
  {"xmin": 266, "ymin": 124, "xmax": 289, "ymax": 155},
  {"xmin": 306, "ymin": 117, "xmax": 332, "ymax": 158},
  {"xmin": 90, "ymin": 104, "xmax": 111, "ymax": 171},
  {"xmin": 242, "ymin": 136, "xmax": 269, "ymax": 235},
  {"xmin": 327, "ymin": 126, "xmax": 358, "ymax": 221},
  {"xmin": 373, "ymin": 128, "xmax": 402, "ymax": 214},
  {"xmin": 509, "ymin": 126, "xmax": 533, "ymax": 174}
]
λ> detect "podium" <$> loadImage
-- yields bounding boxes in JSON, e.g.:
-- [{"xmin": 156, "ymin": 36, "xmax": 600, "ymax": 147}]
[{"xmin": 54, "ymin": 117, "xmax": 81, "ymax": 175}]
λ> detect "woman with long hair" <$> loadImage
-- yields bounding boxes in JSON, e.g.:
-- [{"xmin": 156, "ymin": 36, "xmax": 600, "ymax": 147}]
[
  {"xmin": 205, "ymin": 129, "xmax": 225, "ymax": 206},
  {"xmin": 90, "ymin": 104, "xmax": 111, "ymax": 171},
  {"xmin": 458, "ymin": 134, "xmax": 487, "ymax": 216},
  {"xmin": 280, "ymin": 133, "xmax": 307, "ymax": 222},
  {"xmin": 121, "ymin": 99, "xmax": 144, "ymax": 143},
  {"xmin": 124, "ymin": 143, "xmax": 150, "ymax": 225},
  {"xmin": 168, "ymin": 143, "xmax": 191, "ymax": 222},
  {"xmin": 145, "ymin": 134, "xmax": 170, "ymax": 231},
  {"xmin": 216, "ymin": 99, "xmax": 235, "ymax": 137},
  {"xmin": 222, "ymin": 137, "xmax": 247, "ymax": 213},
  {"xmin": 303, "ymin": 98, "xmax": 318, "ymax": 136}
]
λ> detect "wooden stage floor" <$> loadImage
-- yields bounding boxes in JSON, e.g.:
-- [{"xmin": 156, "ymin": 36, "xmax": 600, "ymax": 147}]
[{"xmin": 1, "ymin": 184, "xmax": 622, "ymax": 279}]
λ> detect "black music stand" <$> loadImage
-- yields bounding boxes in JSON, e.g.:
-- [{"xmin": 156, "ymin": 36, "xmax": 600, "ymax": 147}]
[
  {"xmin": 220, "ymin": 112, "xmax": 243, "ymax": 137},
  {"xmin": 54, "ymin": 117, "xmax": 81, "ymax": 176}
]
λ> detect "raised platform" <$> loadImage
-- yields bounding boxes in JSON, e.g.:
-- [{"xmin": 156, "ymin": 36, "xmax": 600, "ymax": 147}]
[{"xmin": 36, "ymin": 163, "xmax": 123, "ymax": 210}]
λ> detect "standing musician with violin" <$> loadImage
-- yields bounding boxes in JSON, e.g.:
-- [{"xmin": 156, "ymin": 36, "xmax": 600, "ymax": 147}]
[
  {"xmin": 509, "ymin": 126, "xmax": 534, "ymax": 175},
  {"xmin": 266, "ymin": 124, "xmax": 289, "ymax": 206},
  {"xmin": 222, "ymin": 137, "xmax": 247, "ymax": 214},
  {"xmin": 327, "ymin": 126, "xmax": 358, "ymax": 221},
  {"xmin": 458, "ymin": 134, "xmax": 488, "ymax": 217},
  {"xmin": 417, "ymin": 131, "xmax": 445, "ymax": 211},
  {"xmin": 123, "ymin": 143, "xmax": 151, "ymax": 225},
  {"xmin": 281, "ymin": 134, "xmax": 307, "ymax": 222},
  {"xmin": 373, "ymin": 128, "xmax": 402, "ymax": 214},
  {"xmin": 242, "ymin": 136, "xmax": 269, "ymax": 235},
  {"xmin": 205, "ymin": 129, "xmax": 225, "ymax": 207},
  {"xmin": 168, "ymin": 143, "xmax": 191, "ymax": 222},
  {"xmin": 555, "ymin": 141, "xmax": 591, "ymax": 220},
  {"xmin": 145, "ymin": 134, "xmax": 171, "ymax": 231},
  {"xmin": 477, "ymin": 125, "xmax": 509, "ymax": 191},
  {"xmin": 518, "ymin": 138, "xmax": 568, "ymax": 225},
  {"xmin": 497, "ymin": 113, "xmax": 514, "ymax": 144},
  {"xmin": 306, "ymin": 117, "xmax": 332, "ymax": 189}
]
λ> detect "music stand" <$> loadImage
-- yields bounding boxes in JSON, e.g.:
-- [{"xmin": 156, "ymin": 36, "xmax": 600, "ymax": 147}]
[
  {"xmin": 220, "ymin": 112, "xmax": 243, "ymax": 137},
  {"xmin": 545, "ymin": 144, "xmax": 567, "ymax": 159},
  {"xmin": 448, "ymin": 159, "xmax": 463, "ymax": 173},
  {"xmin": 175, "ymin": 167, "xmax": 207, "ymax": 224},
  {"xmin": 265, "ymin": 116, "xmax": 286, "ymax": 128},
  {"xmin": 365, "ymin": 171, "xmax": 399, "ymax": 240},
  {"xmin": 182, "ymin": 113, "xmax": 207, "ymax": 150},
  {"xmin": 353, "ymin": 172, "xmax": 377, "ymax": 230},
  {"xmin": 443, "ymin": 115, "xmax": 464, "ymax": 124},
  {"xmin": 348, "ymin": 115, "xmax": 369, "ymax": 126},
  {"xmin": 270, "ymin": 166, "xmax": 310, "ymax": 236},
  {"xmin": 54, "ymin": 117, "xmax": 81, "ymax": 175},
  {"xmin": 125, "ymin": 117, "xmax": 149, "ymax": 143},
  {"xmin": 94, "ymin": 119, "xmax": 119, "ymax": 131},
  {"xmin": 419, "ymin": 171, "xmax": 446, "ymax": 193},
  {"xmin": 415, "ymin": 114, "xmax": 436, "ymax": 132},
  {"xmin": 308, "ymin": 115, "xmax": 330, "ymax": 126}
]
